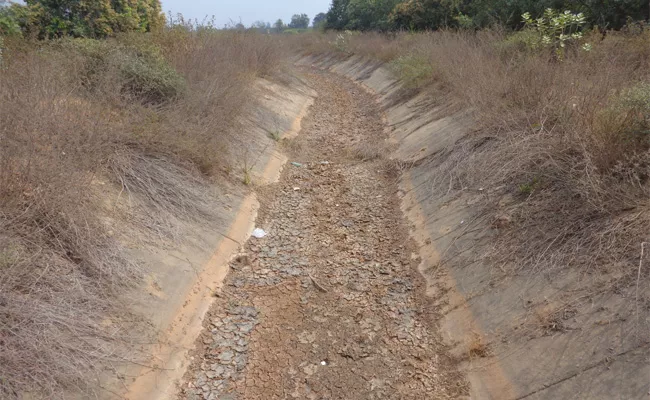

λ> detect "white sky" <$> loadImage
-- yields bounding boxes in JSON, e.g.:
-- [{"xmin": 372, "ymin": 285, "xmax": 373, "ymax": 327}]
[{"xmin": 160, "ymin": 0, "xmax": 331, "ymax": 27}]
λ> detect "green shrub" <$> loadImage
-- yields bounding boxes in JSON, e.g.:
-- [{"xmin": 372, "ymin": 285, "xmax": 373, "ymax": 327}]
[
  {"xmin": 613, "ymin": 82, "xmax": 650, "ymax": 138},
  {"xmin": 518, "ymin": 177, "xmax": 540, "ymax": 195},
  {"xmin": 389, "ymin": 54, "xmax": 434, "ymax": 88},
  {"xmin": 61, "ymin": 37, "xmax": 185, "ymax": 103},
  {"xmin": 0, "ymin": 4, "xmax": 23, "ymax": 37},
  {"xmin": 117, "ymin": 47, "xmax": 185, "ymax": 102},
  {"xmin": 332, "ymin": 30, "xmax": 353, "ymax": 53},
  {"xmin": 454, "ymin": 13, "xmax": 475, "ymax": 30},
  {"xmin": 22, "ymin": 0, "xmax": 165, "ymax": 38},
  {"xmin": 520, "ymin": 9, "xmax": 590, "ymax": 60},
  {"xmin": 499, "ymin": 29, "xmax": 544, "ymax": 53}
]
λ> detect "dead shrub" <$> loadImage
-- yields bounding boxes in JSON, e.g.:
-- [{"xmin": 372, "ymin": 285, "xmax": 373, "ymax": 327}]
[
  {"xmin": 350, "ymin": 141, "xmax": 386, "ymax": 161},
  {"xmin": 466, "ymin": 333, "xmax": 490, "ymax": 360},
  {"xmin": 0, "ymin": 48, "xmax": 144, "ymax": 398}
]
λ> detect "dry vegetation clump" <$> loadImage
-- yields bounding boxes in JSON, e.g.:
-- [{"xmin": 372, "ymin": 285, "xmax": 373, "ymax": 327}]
[
  {"xmin": 0, "ymin": 29, "xmax": 285, "ymax": 398},
  {"xmin": 296, "ymin": 28, "xmax": 650, "ymax": 297},
  {"xmin": 410, "ymin": 29, "xmax": 650, "ymax": 287}
]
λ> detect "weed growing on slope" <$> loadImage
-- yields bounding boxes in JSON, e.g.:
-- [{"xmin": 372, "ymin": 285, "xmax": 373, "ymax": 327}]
[
  {"xmin": 269, "ymin": 130, "xmax": 282, "ymax": 141},
  {"xmin": 390, "ymin": 55, "xmax": 435, "ymax": 88}
]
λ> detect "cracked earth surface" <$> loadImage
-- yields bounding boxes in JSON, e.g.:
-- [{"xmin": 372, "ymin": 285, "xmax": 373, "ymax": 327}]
[{"xmin": 179, "ymin": 70, "xmax": 467, "ymax": 399}]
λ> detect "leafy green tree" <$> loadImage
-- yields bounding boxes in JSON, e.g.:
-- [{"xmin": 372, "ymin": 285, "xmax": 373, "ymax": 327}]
[
  {"xmin": 0, "ymin": 3, "xmax": 25, "ymax": 36},
  {"xmin": 390, "ymin": 0, "xmax": 452, "ymax": 30},
  {"xmin": 346, "ymin": 0, "xmax": 401, "ymax": 31},
  {"xmin": 22, "ymin": 0, "xmax": 165, "ymax": 38},
  {"xmin": 326, "ymin": 0, "xmax": 351, "ymax": 30},
  {"xmin": 289, "ymin": 13, "xmax": 310, "ymax": 29},
  {"xmin": 273, "ymin": 18, "xmax": 285, "ymax": 32},
  {"xmin": 465, "ymin": 0, "xmax": 648, "ymax": 29},
  {"xmin": 570, "ymin": 0, "xmax": 648, "ymax": 29},
  {"xmin": 313, "ymin": 12, "xmax": 327, "ymax": 28},
  {"xmin": 323, "ymin": 0, "xmax": 649, "ymax": 31}
]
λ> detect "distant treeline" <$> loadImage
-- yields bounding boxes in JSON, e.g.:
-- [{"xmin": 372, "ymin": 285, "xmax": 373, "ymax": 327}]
[{"xmin": 325, "ymin": 0, "xmax": 650, "ymax": 31}]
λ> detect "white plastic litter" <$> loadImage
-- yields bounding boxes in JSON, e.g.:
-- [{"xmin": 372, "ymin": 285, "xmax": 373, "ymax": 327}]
[
  {"xmin": 320, "ymin": 361, "xmax": 327, "ymax": 366},
  {"xmin": 251, "ymin": 228, "xmax": 267, "ymax": 238}
]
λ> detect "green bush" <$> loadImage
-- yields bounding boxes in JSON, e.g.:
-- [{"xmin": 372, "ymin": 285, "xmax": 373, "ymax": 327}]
[
  {"xmin": 389, "ymin": 54, "xmax": 435, "ymax": 88},
  {"xmin": 520, "ymin": 9, "xmax": 590, "ymax": 59},
  {"xmin": 61, "ymin": 38, "xmax": 185, "ymax": 103},
  {"xmin": 24, "ymin": 0, "xmax": 165, "ymax": 38},
  {"xmin": 119, "ymin": 50, "xmax": 185, "ymax": 101},
  {"xmin": 0, "ymin": 4, "xmax": 23, "ymax": 37},
  {"xmin": 614, "ymin": 82, "xmax": 650, "ymax": 138},
  {"xmin": 499, "ymin": 29, "xmax": 543, "ymax": 52}
]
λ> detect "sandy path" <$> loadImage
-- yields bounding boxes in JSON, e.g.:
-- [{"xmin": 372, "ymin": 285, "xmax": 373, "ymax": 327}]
[{"xmin": 179, "ymin": 70, "xmax": 466, "ymax": 399}]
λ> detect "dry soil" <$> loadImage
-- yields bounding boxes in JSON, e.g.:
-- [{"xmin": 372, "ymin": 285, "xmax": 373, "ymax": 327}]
[{"xmin": 179, "ymin": 69, "xmax": 467, "ymax": 400}]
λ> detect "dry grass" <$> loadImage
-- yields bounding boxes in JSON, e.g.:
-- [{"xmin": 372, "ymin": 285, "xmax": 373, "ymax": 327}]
[
  {"xmin": 409, "ymin": 30, "xmax": 650, "ymax": 289},
  {"xmin": 296, "ymin": 28, "xmax": 650, "ymax": 295},
  {"xmin": 350, "ymin": 141, "xmax": 386, "ymax": 161},
  {"xmin": 0, "ymin": 29, "xmax": 285, "ymax": 398},
  {"xmin": 466, "ymin": 332, "xmax": 490, "ymax": 360}
]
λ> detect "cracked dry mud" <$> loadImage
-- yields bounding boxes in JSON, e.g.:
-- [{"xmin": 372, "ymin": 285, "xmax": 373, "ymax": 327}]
[{"xmin": 180, "ymin": 70, "xmax": 467, "ymax": 399}]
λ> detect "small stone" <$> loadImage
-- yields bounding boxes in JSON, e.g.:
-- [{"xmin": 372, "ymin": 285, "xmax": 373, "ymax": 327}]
[
  {"xmin": 282, "ymin": 267, "xmax": 302, "ymax": 276},
  {"xmin": 229, "ymin": 306, "xmax": 258, "ymax": 317},
  {"xmin": 218, "ymin": 350, "xmax": 234, "ymax": 363},
  {"xmin": 211, "ymin": 364, "xmax": 225, "ymax": 374},
  {"xmin": 237, "ymin": 322, "xmax": 255, "ymax": 333},
  {"xmin": 231, "ymin": 278, "xmax": 245, "ymax": 288},
  {"xmin": 235, "ymin": 354, "xmax": 247, "ymax": 371}
]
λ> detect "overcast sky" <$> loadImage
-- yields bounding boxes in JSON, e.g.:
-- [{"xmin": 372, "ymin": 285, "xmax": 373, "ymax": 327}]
[{"xmin": 160, "ymin": 0, "xmax": 331, "ymax": 28}]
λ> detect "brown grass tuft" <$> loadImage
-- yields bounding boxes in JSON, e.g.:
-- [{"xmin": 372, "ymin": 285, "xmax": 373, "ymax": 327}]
[{"xmin": 466, "ymin": 332, "xmax": 490, "ymax": 359}]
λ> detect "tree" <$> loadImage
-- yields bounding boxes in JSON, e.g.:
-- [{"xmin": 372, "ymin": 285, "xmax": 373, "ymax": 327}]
[
  {"xmin": 465, "ymin": 0, "xmax": 649, "ymax": 29},
  {"xmin": 0, "ymin": 2, "xmax": 25, "ymax": 36},
  {"xmin": 251, "ymin": 20, "xmax": 271, "ymax": 32},
  {"xmin": 22, "ymin": 0, "xmax": 165, "ymax": 38},
  {"xmin": 323, "ymin": 0, "xmax": 649, "ymax": 31},
  {"xmin": 273, "ymin": 18, "xmax": 285, "ymax": 32},
  {"xmin": 346, "ymin": 0, "xmax": 401, "ymax": 31},
  {"xmin": 569, "ymin": 0, "xmax": 648, "ymax": 29},
  {"xmin": 312, "ymin": 12, "xmax": 327, "ymax": 28},
  {"xmin": 289, "ymin": 13, "xmax": 309, "ymax": 29},
  {"xmin": 326, "ymin": 0, "xmax": 350, "ymax": 30},
  {"xmin": 390, "ymin": 0, "xmax": 452, "ymax": 30}
]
